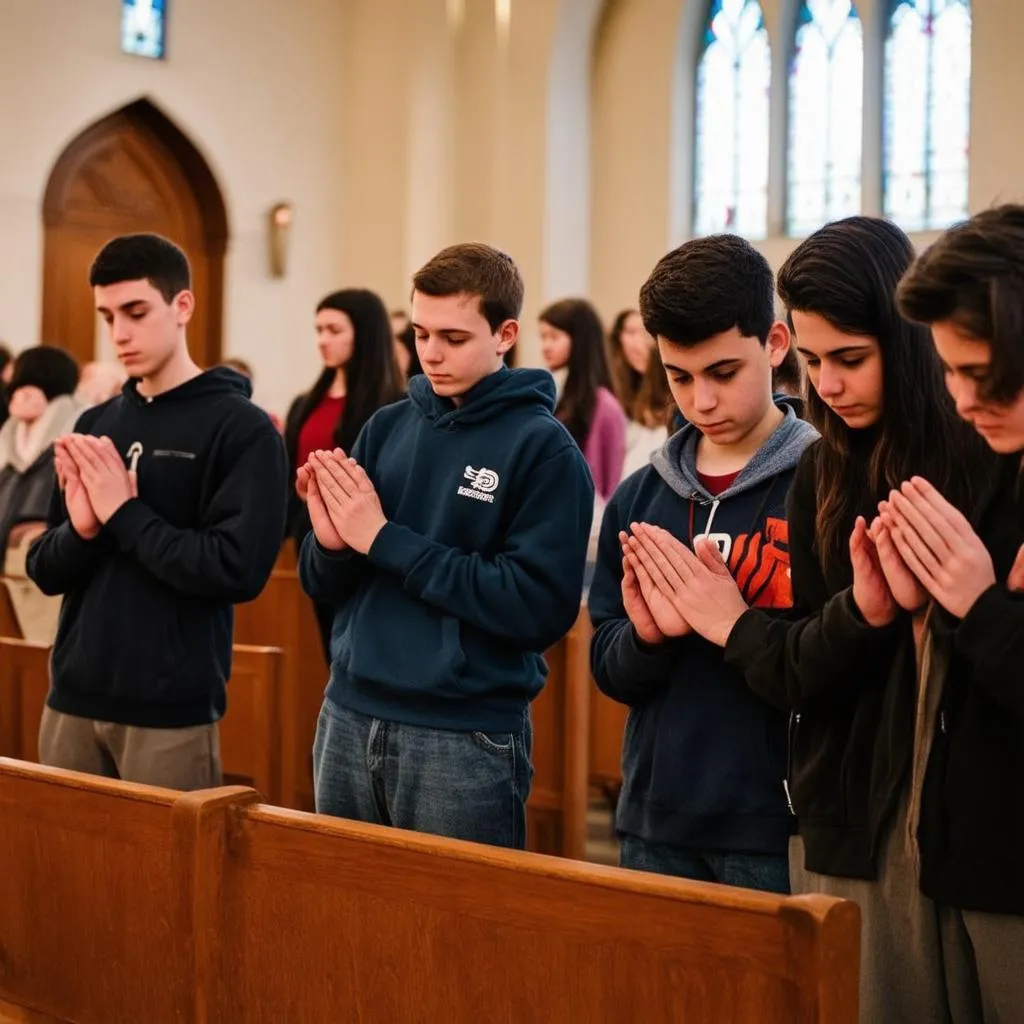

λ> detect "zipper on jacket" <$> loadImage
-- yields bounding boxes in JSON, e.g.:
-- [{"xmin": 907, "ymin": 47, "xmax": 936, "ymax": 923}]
[
  {"xmin": 784, "ymin": 712, "xmax": 800, "ymax": 815},
  {"xmin": 939, "ymin": 710, "xmax": 947, "ymax": 735}
]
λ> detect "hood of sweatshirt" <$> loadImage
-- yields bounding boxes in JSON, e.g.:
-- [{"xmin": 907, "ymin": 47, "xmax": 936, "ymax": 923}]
[
  {"xmin": 652, "ymin": 400, "xmax": 819, "ymax": 505},
  {"xmin": 406, "ymin": 366, "xmax": 556, "ymax": 428},
  {"xmin": 121, "ymin": 365, "xmax": 253, "ymax": 407}
]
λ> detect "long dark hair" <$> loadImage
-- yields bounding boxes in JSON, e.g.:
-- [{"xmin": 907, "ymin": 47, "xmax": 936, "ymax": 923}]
[
  {"xmin": 288, "ymin": 289, "xmax": 402, "ymax": 457},
  {"xmin": 540, "ymin": 298, "xmax": 612, "ymax": 448},
  {"xmin": 607, "ymin": 309, "xmax": 644, "ymax": 415},
  {"xmin": 778, "ymin": 216, "xmax": 987, "ymax": 572}
]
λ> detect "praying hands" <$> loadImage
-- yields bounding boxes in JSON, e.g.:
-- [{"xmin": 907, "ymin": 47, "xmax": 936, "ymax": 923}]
[
  {"xmin": 877, "ymin": 477, "xmax": 997, "ymax": 619},
  {"xmin": 620, "ymin": 523, "xmax": 749, "ymax": 648},
  {"xmin": 56, "ymin": 434, "xmax": 138, "ymax": 539},
  {"xmin": 297, "ymin": 448, "xmax": 387, "ymax": 555}
]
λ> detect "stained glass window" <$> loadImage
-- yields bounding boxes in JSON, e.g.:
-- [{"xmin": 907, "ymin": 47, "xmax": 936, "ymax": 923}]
[
  {"xmin": 693, "ymin": 0, "xmax": 771, "ymax": 239},
  {"xmin": 787, "ymin": 1, "xmax": 863, "ymax": 237},
  {"xmin": 121, "ymin": 0, "xmax": 167, "ymax": 60},
  {"xmin": 883, "ymin": 0, "xmax": 971, "ymax": 231}
]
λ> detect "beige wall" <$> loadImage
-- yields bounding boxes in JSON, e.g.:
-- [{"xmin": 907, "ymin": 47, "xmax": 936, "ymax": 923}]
[{"xmin": 1, "ymin": 0, "xmax": 1022, "ymax": 410}]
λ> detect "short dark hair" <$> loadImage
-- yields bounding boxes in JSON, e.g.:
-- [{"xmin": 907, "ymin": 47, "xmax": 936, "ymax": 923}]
[
  {"xmin": 639, "ymin": 235, "xmax": 775, "ymax": 346},
  {"xmin": 412, "ymin": 243, "xmax": 524, "ymax": 332},
  {"xmin": 88, "ymin": 234, "xmax": 191, "ymax": 303},
  {"xmin": 897, "ymin": 204, "xmax": 1024, "ymax": 404}
]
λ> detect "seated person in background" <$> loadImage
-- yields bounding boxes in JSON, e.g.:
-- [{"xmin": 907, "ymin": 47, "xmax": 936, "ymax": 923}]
[
  {"xmin": 222, "ymin": 356, "xmax": 283, "ymax": 431},
  {"xmin": 0, "ymin": 346, "xmax": 82, "ymax": 641},
  {"xmin": 75, "ymin": 360, "xmax": 127, "ymax": 408}
]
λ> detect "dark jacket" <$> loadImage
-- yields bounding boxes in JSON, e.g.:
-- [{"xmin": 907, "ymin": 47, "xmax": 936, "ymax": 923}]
[
  {"xmin": 724, "ymin": 440, "xmax": 914, "ymax": 878},
  {"xmin": 26, "ymin": 369, "xmax": 288, "ymax": 728},
  {"xmin": 299, "ymin": 367, "xmax": 594, "ymax": 733},
  {"xmin": 588, "ymin": 403, "xmax": 818, "ymax": 854},
  {"xmin": 918, "ymin": 454, "xmax": 1024, "ymax": 913}
]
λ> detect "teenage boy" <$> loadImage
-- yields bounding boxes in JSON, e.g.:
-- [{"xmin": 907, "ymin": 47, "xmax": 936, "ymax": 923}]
[
  {"xmin": 588, "ymin": 235, "xmax": 817, "ymax": 891},
  {"xmin": 298, "ymin": 242, "xmax": 593, "ymax": 849},
  {"xmin": 877, "ymin": 203, "xmax": 1024, "ymax": 1020},
  {"xmin": 27, "ymin": 234, "xmax": 287, "ymax": 790}
]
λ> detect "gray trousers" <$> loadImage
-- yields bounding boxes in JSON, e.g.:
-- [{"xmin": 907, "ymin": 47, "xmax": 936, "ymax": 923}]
[
  {"xmin": 792, "ymin": 799, "xmax": 1024, "ymax": 1023},
  {"xmin": 38, "ymin": 706, "xmax": 222, "ymax": 792}
]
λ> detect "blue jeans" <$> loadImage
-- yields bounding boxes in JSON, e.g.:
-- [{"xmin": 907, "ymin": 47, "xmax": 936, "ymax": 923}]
[
  {"xmin": 313, "ymin": 697, "xmax": 533, "ymax": 850},
  {"xmin": 619, "ymin": 834, "xmax": 790, "ymax": 894}
]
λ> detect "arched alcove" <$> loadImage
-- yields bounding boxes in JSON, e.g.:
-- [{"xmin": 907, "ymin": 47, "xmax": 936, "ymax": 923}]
[{"xmin": 42, "ymin": 98, "xmax": 228, "ymax": 367}]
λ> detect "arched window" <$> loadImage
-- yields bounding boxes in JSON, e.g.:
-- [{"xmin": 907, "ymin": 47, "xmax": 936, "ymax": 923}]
[
  {"xmin": 883, "ymin": 0, "xmax": 971, "ymax": 231},
  {"xmin": 693, "ymin": 0, "xmax": 771, "ymax": 239},
  {"xmin": 787, "ymin": 1, "xmax": 863, "ymax": 237}
]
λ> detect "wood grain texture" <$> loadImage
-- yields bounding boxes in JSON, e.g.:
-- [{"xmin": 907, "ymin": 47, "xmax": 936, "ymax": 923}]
[
  {"xmin": 213, "ymin": 803, "xmax": 860, "ymax": 1023},
  {"xmin": 0, "ymin": 763, "xmax": 860, "ymax": 1023},
  {"xmin": 0, "ymin": 640, "xmax": 284, "ymax": 802}
]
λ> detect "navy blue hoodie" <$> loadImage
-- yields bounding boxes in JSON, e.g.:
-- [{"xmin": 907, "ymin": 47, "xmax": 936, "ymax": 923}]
[
  {"xmin": 588, "ymin": 402, "xmax": 818, "ymax": 855},
  {"xmin": 299, "ymin": 366, "xmax": 593, "ymax": 733},
  {"xmin": 26, "ymin": 368, "xmax": 288, "ymax": 728}
]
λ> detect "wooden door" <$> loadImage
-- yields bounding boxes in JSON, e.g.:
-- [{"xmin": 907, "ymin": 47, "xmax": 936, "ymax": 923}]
[{"xmin": 41, "ymin": 99, "xmax": 227, "ymax": 367}]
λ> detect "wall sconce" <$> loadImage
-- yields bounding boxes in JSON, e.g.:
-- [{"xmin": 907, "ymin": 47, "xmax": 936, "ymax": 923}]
[{"xmin": 268, "ymin": 201, "xmax": 294, "ymax": 279}]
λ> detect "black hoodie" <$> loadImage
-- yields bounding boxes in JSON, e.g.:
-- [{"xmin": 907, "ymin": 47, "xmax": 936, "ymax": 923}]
[
  {"xmin": 26, "ymin": 368, "xmax": 288, "ymax": 728},
  {"xmin": 918, "ymin": 454, "xmax": 1024, "ymax": 914}
]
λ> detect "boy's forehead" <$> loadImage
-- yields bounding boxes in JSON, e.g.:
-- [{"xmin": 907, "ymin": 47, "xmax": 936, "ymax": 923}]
[
  {"xmin": 657, "ymin": 327, "xmax": 755, "ymax": 370},
  {"xmin": 94, "ymin": 278, "xmax": 164, "ymax": 308},
  {"xmin": 411, "ymin": 290, "xmax": 487, "ymax": 330}
]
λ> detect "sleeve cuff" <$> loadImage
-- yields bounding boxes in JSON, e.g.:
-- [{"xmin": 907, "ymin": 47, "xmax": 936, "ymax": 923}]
[
  {"xmin": 104, "ymin": 498, "xmax": 156, "ymax": 550},
  {"xmin": 956, "ymin": 584, "xmax": 1011, "ymax": 659},
  {"xmin": 366, "ymin": 521, "xmax": 429, "ymax": 577},
  {"xmin": 312, "ymin": 538, "xmax": 360, "ymax": 566},
  {"xmin": 723, "ymin": 606, "xmax": 768, "ymax": 669},
  {"xmin": 63, "ymin": 519, "xmax": 99, "ymax": 550}
]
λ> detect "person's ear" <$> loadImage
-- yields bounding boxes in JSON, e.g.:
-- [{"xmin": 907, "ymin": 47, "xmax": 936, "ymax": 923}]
[
  {"xmin": 765, "ymin": 320, "xmax": 791, "ymax": 369},
  {"xmin": 173, "ymin": 290, "xmax": 196, "ymax": 327},
  {"xmin": 496, "ymin": 319, "xmax": 519, "ymax": 357}
]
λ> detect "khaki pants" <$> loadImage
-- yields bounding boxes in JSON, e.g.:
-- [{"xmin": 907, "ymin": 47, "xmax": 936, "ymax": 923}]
[
  {"xmin": 38, "ymin": 706, "xmax": 222, "ymax": 791},
  {"xmin": 790, "ymin": 795, "xmax": 951, "ymax": 1024}
]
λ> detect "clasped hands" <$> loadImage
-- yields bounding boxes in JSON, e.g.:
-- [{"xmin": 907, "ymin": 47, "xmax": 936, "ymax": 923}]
[
  {"xmin": 55, "ymin": 434, "xmax": 138, "ymax": 541},
  {"xmin": 619, "ymin": 524, "xmax": 749, "ymax": 648},
  {"xmin": 296, "ymin": 449, "xmax": 387, "ymax": 555},
  {"xmin": 857, "ymin": 476, "xmax": 1022, "ymax": 624},
  {"xmin": 620, "ymin": 473, "xmax": 1024, "ymax": 647}
]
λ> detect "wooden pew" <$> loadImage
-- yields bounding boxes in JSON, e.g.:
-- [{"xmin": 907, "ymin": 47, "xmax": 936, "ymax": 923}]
[
  {"xmin": 529, "ymin": 606, "xmax": 591, "ymax": 859},
  {"xmin": 235, "ymin": 541, "xmax": 326, "ymax": 811},
  {"xmin": 0, "ymin": 639, "xmax": 284, "ymax": 804},
  {"xmin": 0, "ymin": 759, "xmax": 254, "ymax": 1023},
  {"xmin": 0, "ymin": 763, "xmax": 861, "ymax": 1023}
]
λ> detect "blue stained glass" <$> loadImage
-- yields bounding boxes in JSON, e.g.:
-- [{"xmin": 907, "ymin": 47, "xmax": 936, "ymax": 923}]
[
  {"xmin": 787, "ymin": 1, "xmax": 863, "ymax": 237},
  {"xmin": 883, "ymin": 0, "xmax": 971, "ymax": 231},
  {"xmin": 121, "ymin": 0, "xmax": 167, "ymax": 60},
  {"xmin": 693, "ymin": 0, "xmax": 771, "ymax": 240}
]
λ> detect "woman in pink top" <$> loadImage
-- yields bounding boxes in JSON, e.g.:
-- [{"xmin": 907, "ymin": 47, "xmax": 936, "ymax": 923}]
[{"xmin": 538, "ymin": 299, "xmax": 627, "ymax": 500}]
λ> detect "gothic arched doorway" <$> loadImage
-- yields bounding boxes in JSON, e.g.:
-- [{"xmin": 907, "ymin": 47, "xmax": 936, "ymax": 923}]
[{"xmin": 41, "ymin": 98, "xmax": 228, "ymax": 367}]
